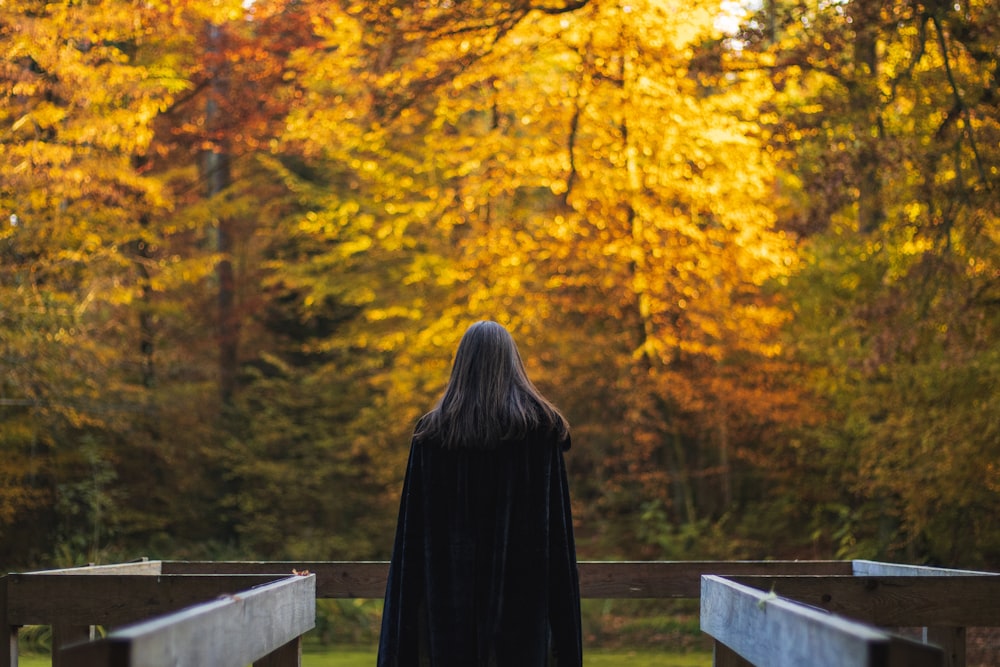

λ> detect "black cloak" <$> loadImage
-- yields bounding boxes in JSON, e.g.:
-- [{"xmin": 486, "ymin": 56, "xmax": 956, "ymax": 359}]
[{"xmin": 376, "ymin": 426, "xmax": 583, "ymax": 667}]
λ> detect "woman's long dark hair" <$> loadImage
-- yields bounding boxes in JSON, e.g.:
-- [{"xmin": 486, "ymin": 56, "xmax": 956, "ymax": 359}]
[{"xmin": 415, "ymin": 320, "xmax": 569, "ymax": 449}]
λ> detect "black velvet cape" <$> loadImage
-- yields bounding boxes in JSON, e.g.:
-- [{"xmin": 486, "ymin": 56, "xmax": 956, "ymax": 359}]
[{"xmin": 377, "ymin": 426, "xmax": 582, "ymax": 667}]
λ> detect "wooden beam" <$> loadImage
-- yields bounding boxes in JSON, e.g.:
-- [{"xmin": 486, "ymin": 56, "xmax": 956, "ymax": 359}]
[
  {"xmin": 578, "ymin": 560, "xmax": 851, "ymax": 598},
  {"xmin": 926, "ymin": 627, "xmax": 966, "ymax": 667},
  {"xmin": 253, "ymin": 637, "xmax": 302, "ymax": 667},
  {"xmin": 852, "ymin": 561, "xmax": 998, "ymax": 578},
  {"xmin": 701, "ymin": 575, "xmax": 943, "ymax": 667},
  {"xmin": 161, "ymin": 561, "xmax": 389, "ymax": 598},
  {"xmin": 52, "ymin": 625, "xmax": 94, "ymax": 667},
  {"xmin": 161, "ymin": 560, "xmax": 852, "ymax": 599},
  {"xmin": 725, "ymin": 575, "xmax": 1000, "ymax": 627},
  {"xmin": 63, "ymin": 641, "xmax": 122, "ymax": 667},
  {"xmin": 59, "ymin": 575, "xmax": 315, "ymax": 667},
  {"xmin": 24, "ymin": 559, "xmax": 163, "ymax": 576},
  {"xmin": 6, "ymin": 574, "xmax": 286, "ymax": 626}
]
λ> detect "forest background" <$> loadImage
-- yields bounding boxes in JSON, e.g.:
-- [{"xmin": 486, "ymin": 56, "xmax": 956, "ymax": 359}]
[{"xmin": 1, "ymin": 0, "xmax": 998, "ymax": 591}]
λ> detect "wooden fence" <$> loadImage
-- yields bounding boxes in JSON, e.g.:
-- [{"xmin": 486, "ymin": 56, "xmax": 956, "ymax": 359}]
[
  {"xmin": 60, "ymin": 575, "xmax": 314, "ymax": 667},
  {"xmin": 1, "ymin": 559, "xmax": 997, "ymax": 666}
]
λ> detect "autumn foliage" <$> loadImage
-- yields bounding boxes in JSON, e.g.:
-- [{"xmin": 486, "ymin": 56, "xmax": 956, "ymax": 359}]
[{"xmin": 1, "ymin": 0, "xmax": 997, "ymax": 570}]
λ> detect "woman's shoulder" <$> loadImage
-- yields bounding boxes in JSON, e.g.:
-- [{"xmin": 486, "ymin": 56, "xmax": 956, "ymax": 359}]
[
  {"xmin": 411, "ymin": 411, "xmax": 437, "ymax": 436},
  {"xmin": 522, "ymin": 422, "xmax": 571, "ymax": 450},
  {"xmin": 411, "ymin": 410, "xmax": 569, "ymax": 451}
]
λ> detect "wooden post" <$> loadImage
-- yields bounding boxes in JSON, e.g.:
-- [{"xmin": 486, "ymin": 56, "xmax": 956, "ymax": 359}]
[
  {"xmin": 925, "ymin": 627, "xmax": 965, "ymax": 667},
  {"xmin": 52, "ymin": 625, "xmax": 94, "ymax": 667},
  {"xmin": 713, "ymin": 640, "xmax": 753, "ymax": 666},
  {"xmin": 0, "ymin": 576, "xmax": 16, "ymax": 667},
  {"xmin": 253, "ymin": 637, "xmax": 302, "ymax": 667}
]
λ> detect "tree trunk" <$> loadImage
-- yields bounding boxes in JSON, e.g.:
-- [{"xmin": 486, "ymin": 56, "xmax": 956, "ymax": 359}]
[{"xmin": 204, "ymin": 23, "xmax": 238, "ymax": 404}]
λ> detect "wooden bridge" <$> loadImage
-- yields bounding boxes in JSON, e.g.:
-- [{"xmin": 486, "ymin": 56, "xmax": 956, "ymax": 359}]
[{"xmin": 2, "ymin": 559, "xmax": 997, "ymax": 666}]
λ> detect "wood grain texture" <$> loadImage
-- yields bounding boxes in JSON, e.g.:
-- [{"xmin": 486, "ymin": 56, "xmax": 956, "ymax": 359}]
[
  {"xmin": 6, "ymin": 560, "xmax": 993, "ymax": 667},
  {"xmin": 161, "ymin": 560, "xmax": 852, "ymax": 598},
  {"xmin": 59, "ymin": 575, "xmax": 315, "ymax": 667},
  {"xmin": 852, "ymin": 561, "xmax": 998, "ymax": 578},
  {"xmin": 700, "ymin": 575, "xmax": 943, "ymax": 667},
  {"xmin": 577, "ymin": 560, "xmax": 851, "ymax": 598},
  {"xmin": 24, "ymin": 560, "xmax": 162, "ymax": 576},
  {"xmin": 726, "ymin": 576, "xmax": 1000, "ymax": 627},
  {"xmin": 6, "ymin": 574, "xmax": 287, "ymax": 625},
  {"xmin": 161, "ymin": 561, "xmax": 390, "ymax": 598}
]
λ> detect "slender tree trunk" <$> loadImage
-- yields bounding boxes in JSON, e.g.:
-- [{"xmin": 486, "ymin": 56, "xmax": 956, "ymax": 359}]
[
  {"xmin": 849, "ymin": 1, "xmax": 885, "ymax": 234},
  {"xmin": 766, "ymin": 0, "xmax": 777, "ymax": 43},
  {"xmin": 134, "ymin": 212, "xmax": 156, "ymax": 393},
  {"xmin": 620, "ymin": 41, "xmax": 697, "ymax": 527},
  {"xmin": 204, "ymin": 23, "xmax": 238, "ymax": 404}
]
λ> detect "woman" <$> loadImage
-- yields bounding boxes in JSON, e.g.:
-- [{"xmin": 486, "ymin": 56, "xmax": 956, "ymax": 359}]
[{"xmin": 377, "ymin": 320, "xmax": 583, "ymax": 667}]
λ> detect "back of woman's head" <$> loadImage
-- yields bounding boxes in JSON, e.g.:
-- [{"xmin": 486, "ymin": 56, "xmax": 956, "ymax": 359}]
[{"xmin": 418, "ymin": 320, "xmax": 568, "ymax": 448}]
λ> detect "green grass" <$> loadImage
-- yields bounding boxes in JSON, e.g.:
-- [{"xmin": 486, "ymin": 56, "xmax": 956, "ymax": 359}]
[
  {"xmin": 16, "ymin": 656, "xmax": 49, "ymax": 667},
  {"xmin": 584, "ymin": 650, "xmax": 711, "ymax": 667},
  {"xmin": 301, "ymin": 646, "xmax": 712, "ymax": 667},
  {"xmin": 20, "ymin": 647, "xmax": 712, "ymax": 667}
]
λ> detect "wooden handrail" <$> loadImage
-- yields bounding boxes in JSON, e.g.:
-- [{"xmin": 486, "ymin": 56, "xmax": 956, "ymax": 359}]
[
  {"xmin": 2, "ymin": 560, "xmax": 996, "ymax": 667},
  {"xmin": 6, "ymin": 574, "xmax": 290, "ymax": 626},
  {"xmin": 723, "ymin": 575, "xmax": 1000, "ymax": 627},
  {"xmin": 160, "ymin": 559, "xmax": 852, "ymax": 598},
  {"xmin": 700, "ymin": 575, "xmax": 943, "ymax": 667},
  {"xmin": 59, "ymin": 575, "xmax": 315, "ymax": 667},
  {"xmin": 22, "ymin": 559, "xmax": 162, "ymax": 577},
  {"xmin": 851, "ymin": 560, "xmax": 999, "ymax": 577}
]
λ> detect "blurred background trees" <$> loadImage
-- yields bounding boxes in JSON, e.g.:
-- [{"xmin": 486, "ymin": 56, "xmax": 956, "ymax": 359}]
[{"xmin": 1, "ymin": 0, "xmax": 997, "ymax": 571}]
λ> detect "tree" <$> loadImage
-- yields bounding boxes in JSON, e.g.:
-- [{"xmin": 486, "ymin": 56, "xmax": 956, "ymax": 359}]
[
  {"xmin": 0, "ymin": 0, "xmax": 198, "ymax": 563},
  {"xmin": 277, "ymin": 0, "xmax": 803, "ymax": 558},
  {"xmin": 741, "ymin": 0, "xmax": 1000, "ymax": 564}
]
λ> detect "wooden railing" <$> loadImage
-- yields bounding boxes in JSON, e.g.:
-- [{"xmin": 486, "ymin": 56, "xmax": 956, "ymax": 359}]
[
  {"xmin": 703, "ymin": 575, "xmax": 942, "ymax": 667},
  {"xmin": 1, "ymin": 560, "xmax": 997, "ymax": 667},
  {"xmin": 707, "ymin": 560, "xmax": 1000, "ymax": 667},
  {"xmin": 61, "ymin": 575, "xmax": 314, "ymax": 667}
]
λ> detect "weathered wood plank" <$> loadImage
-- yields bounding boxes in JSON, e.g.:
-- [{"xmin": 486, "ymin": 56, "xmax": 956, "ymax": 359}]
[
  {"xmin": 851, "ymin": 561, "xmax": 998, "ymax": 578},
  {"xmin": 25, "ymin": 559, "xmax": 162, "ymax": 576},
  {"xmin": 700, "ymin": 575, "xmax": 943, "ymax": 667},
  {"xmin": 161, "ymin": 561, "xmax": 389, "ymax": 598},
  {"xmin": 578, "ymin": 561, "xmax": 851, "ymax": 598},
  {"xmin": 59, "ymin": 575, "xmax": 315, "ymax": 667},
  {"xmin": 161, "ymin": 560, "xmax": 852, "ymax": 598},
  {"xmin": 6, "ymin": 574, "xmax": 286, "ymax": 626},
  {"xmin": 726, "ymin": 576, "xmax": 1000, "ymax": 627}
]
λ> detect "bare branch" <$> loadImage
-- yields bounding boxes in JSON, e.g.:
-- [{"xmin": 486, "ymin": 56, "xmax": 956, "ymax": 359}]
[
  {"xmin": 931, "ymin": 14, "xmax": 989, "ymax": 189},
  {"xmin": 533, "ymin": 0, "xmax": 590, "ymax": 14}
]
